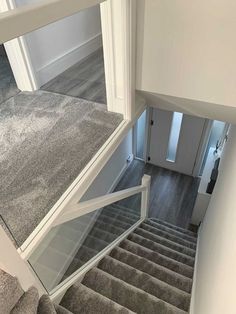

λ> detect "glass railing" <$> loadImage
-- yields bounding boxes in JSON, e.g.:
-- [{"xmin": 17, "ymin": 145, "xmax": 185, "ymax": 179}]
[{"xmin": 28, "ymin": 196, "xmax": 141, "ymax": 293}]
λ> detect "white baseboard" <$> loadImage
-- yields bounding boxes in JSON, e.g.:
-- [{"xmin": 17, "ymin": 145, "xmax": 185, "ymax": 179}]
[
  {"xmin": 189, "ymin": 224, "xmax": 202, "ymax": 314},
  {"xmin": 36, "ymin": 33, "xmax": 102, "ymax": 87}
]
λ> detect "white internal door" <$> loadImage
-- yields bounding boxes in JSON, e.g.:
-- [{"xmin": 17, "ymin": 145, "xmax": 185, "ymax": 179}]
[{"xmin": 148, "ymin": 108, "xmax": 206, "ymax": 176}]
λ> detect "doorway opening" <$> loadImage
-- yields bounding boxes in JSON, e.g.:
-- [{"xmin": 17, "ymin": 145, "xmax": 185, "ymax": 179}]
[
  {"xmin": 124, "ymin": 107, "xmax": 231, "ymax": 229},
  {"xmin": 0, "ymin": 44, "xmax": 19, "ymax": 104},
  {"xmin": 199, "ymin": 120, "xmax": 229, "ymax": 176},
  {"xmin": 37, "ymin": 5, "xmax": 107, "ymax": 105}
]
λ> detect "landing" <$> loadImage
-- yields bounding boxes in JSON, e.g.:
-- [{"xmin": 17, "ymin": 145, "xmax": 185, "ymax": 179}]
[
  {"xmin": 0, "ymin": 91, "xmax": 123, "ymax": 247},
  {"xmin": 42, "ymin": 49, "xmax": 106, "ymax": 105}
]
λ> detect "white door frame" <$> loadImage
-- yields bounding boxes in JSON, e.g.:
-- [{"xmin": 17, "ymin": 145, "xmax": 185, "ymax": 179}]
[
  {"xmin": 192, "ymin": 119, "xmax": 213, "ymax": 177},
  {"xmin": 132, "ymin": 106, "xmax": 151, "ymax": 162},
  {"xmin": 0, "ymin": 0, "xmax": 38, "ymax": 91},
  {"xmin": 100, "ymin": 0, "xmax": 137, "ymax": 119}
]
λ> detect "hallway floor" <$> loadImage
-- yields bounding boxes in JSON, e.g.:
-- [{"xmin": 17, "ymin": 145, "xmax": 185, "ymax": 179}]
[
  {"xmin": 42, "ymin": 49, "xmax": 107, "ymax": 105},
  {"xmin": 115, "ymin": 160, "xmax": 200, "ymax": 229}
]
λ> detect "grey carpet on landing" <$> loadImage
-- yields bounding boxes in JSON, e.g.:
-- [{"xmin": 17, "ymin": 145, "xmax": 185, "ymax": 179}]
[
  {"xmin": 0, "ymin": 90, "xmax": 123, "ymax": 246},
  {"xmin": 42, "ymin": 49, "xmax": 107, "ymax": 105},
  {"xmin": 0, "ymin": 206, "xmax": 197, "ymax": 313},
  {"xmin": 0, "ymin": 52, "xmax": 20, "ymax": 104}
]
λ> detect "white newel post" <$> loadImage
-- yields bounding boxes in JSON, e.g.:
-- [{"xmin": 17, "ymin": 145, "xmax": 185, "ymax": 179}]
[
  {"xmin": 141, "ymin": 175, "xmax": 151, "ymax": 219},
  {"xmin": 0, "ymin": 227, "xmax": 46, "ymax": 295}
]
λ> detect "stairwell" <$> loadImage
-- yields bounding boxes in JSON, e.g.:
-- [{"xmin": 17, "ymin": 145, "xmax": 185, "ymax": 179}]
[{"xmin": 1, "ymin": 204, "xmax": 197, "ymax": 314}]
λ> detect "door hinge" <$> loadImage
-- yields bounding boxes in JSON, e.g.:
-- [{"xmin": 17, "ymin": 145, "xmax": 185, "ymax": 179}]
[{"xmin": 150, "ymin": 120, "xmax": 154, "ymax": 126}]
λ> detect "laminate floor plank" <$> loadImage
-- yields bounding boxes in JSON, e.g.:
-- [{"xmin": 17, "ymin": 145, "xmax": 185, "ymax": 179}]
[{"xmin": 42, "ymin": 48, "xmax": 107, "ymax": 105}]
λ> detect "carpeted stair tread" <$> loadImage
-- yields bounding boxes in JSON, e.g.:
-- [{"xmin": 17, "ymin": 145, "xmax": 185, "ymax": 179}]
[
  {"xmin": 100, "ymin": 211, "xmax": 137, "ymax": 225},
  {"xmin": 106, "ymin": 205, "xmax": 140, "ymax": 220},
  {"xmin": 11, "ymin": 286, "xmax": 39, "ymax": 314},
  {"xmin": 38, "ymin": 294, "xmax": 57, "ymax": 314},
  {"xmin": 60, "ymin": 283, "xmax": 134, "ymax": 314},
  {"xmin": 89, "ymin": 227, "xmax": 118, "ymax": 243},
  {"xmin": 141, "ymin": 222, "xmax": 196, "ymax": 250},
  {"xmin": 63, "ymin": 244, "xmax": 103, "ymax": 279},
  {"xmin": 120, "ymin": 239, "xmax": 194, "ymax": 278},
  {"xmin": 145, "ymin": 219, "xmax": 197, "ymax": 244},
  {"xmin": 0, "ymin": 269, "xmax": 24, "ymax": 313},
  {"xmin": 55, "ymin": 304, "xmax": 74, "ymax": 314},
  {"xmin": 110, "ymin": 246, "xmax": 192, "ymax": 293},
  {"xmin": 91, "ymin": 220, "xmax": 127, "ymax": 236},
  {"xmin": 134, "ymin": 228, "xmax": 196, "ymax": 258},
  {"xmin": 83, "ymin": 234, "xmax": 109, "ymax": 251},
  {"xmin": 101, "ymin": 207, "xmax": 138, "ymax": 223},
  {"xmin": 98, "ymin": 255, "xmax": 191, "ymax": 311},
  {"xmin": 128, "ymin": 233, "xmax": 195, "ymax": 267},
  {"xmin": 83, "ymin": 268, "xmax": 187, "ymax": 314},
  {"xmin": 112, "ymin": 203, "xmax": 140, "ymax": 217},
  {"xmin": 150, "ymin": 218, "xmax": 197, "ymax": 238},
  {"xmin": 98, "ymin": 214, "xmax": 133, "ymax": 231}
]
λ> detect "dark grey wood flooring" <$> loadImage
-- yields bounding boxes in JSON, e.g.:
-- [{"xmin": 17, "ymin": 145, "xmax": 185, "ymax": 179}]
[
  {"xmin": 42, "ymin": 48, "xmax": 107, "ymax": 105},
  {"xmin": 115, "ymin": 160, "xmax": 200, "ymax": 229}
]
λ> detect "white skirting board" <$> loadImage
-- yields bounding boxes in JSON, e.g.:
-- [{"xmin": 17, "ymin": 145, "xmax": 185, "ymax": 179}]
[
  {"xmin": 36, "ymin": 33, "xmax": 102, "ymax": 87},
  {"xmin": 189, "ymin": 224, "xmax": 202, "ymax": 314}
]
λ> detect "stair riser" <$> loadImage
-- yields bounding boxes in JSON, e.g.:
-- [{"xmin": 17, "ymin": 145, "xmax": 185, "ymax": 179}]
[
  {"xmin": 150, "ymin": 218, "xmax": 197, "ymax": 238},
  {"xmin": 129, "ymin": 233, "xmax": 195, "ymax": 267},
  {"xmin": 135, "ymin": 228, "xmax": 196, "ymax": 258},
  {"xmin": 110, "ymin": 247, "xmax": 192, "ymax": 293},
  {"xmin": 142, "ymin": 222, "xmax": 197, "ymax": 250},
  {"xmin": 146, "ymin": 219, "xmax": 197, "ymax": 244},
  {"xmin": 98, "ymin": 256, "xmax": 191, "ymax": 312},
  {"xmin": 120, "ymin": 240, "xmax": 194, "ymax": 279}
]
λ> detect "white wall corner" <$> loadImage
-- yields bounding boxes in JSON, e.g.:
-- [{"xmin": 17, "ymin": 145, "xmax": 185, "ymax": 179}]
[
  {"xmin": 0, "ymin": 0, "xmax": 39, "ymax": 91},
  {"xmin": 36, "ymin": 33, "xmax": 103, "ymax": 87}
]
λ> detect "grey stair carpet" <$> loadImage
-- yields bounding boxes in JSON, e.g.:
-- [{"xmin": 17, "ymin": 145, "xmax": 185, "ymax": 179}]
[
  {"xmin": 59, "ymin": 209, "xmax": 197, "ymax": 313},
  {"xmin": 0, "ymin": 269, "xmax": 24, "ymax": 313},
  {"xmin": 0, "ymin": 90, "xmax": 123, "ymax": 247},
  {"xmin": 0, "ymin": 268, "xmax": 72, "ymax": 313}
]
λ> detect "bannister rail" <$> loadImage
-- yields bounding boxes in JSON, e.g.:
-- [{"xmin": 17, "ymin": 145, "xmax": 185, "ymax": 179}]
[
  {"xmin": 53, "ymin": 185, "xmax": 146, "ymax": 227},
  {"xmin": 0, "ymin": 174, "xmax": 151, "ymax": 298},
  {"xmin": 20, "ymin": 174, "xmax": 151, "ymax": 259},
  {"xmin": 0, "ymin": 0, "xmax": 105, "ymax": 44}
]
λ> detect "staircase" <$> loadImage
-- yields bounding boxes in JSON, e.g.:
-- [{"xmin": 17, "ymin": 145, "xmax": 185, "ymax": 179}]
[
  {"xmin": 2, "ymin": 203, "xmax": 197, "ymax": 314},
  {"xmin": 59, "ymin": 205, "xmax": 197, "ymax": 314}
]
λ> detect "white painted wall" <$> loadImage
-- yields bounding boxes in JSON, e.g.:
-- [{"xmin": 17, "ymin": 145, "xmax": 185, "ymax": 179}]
[
  {"xmin": 191, "ymin": 125, "xmax": 236, "ymax": 314},
  {"xmin": 15, "ymin": 0, "xmax": 102, "ymax": 86},
  {"xmin": 136, "ymin": 0, "xmax": 236, "ymax": 109},
  {"xmin": 82, "ymin": 129, "xmax": 133, "ymax": 200}
]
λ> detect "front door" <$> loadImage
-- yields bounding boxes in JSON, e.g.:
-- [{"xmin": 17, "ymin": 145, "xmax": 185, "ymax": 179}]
[{"xmin": 148, "ymin": 108, "xmax": 206, "ymax": 176}]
